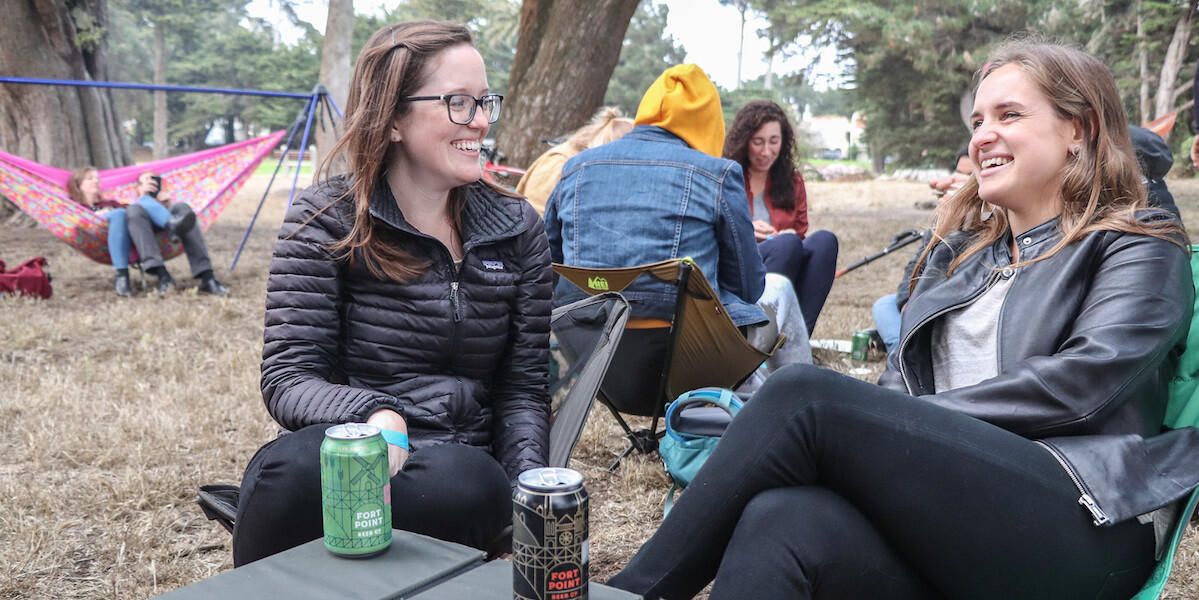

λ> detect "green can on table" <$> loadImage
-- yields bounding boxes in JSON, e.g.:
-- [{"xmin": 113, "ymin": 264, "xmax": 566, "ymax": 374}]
[{"xmin": 320, "ymin": 423, "xmax": 392, "ymax": 558}]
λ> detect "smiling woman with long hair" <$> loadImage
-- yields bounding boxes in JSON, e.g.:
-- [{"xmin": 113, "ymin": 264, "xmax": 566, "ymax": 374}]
[
  {"xmin": 608, "ymin": 39, "xmax": 1199, "ymax": 600},
  {"xmin": 723, "ymin": 100, "xmax": 838, "ymax": 332},
  {"xmin": 231, "ymin": 21, "xmax": 552, "ymax": 566}
]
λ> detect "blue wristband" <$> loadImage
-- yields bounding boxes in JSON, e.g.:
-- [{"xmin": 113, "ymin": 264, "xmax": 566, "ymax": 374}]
[{"xmin": 379, "ymin": 428, "xmax": 410, "ymax": 450}]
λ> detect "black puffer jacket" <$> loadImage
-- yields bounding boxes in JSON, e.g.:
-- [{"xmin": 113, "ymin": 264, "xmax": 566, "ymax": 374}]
[{"xmin": 261, "ymin": 176, "xmax": 552, "ymax": 481}]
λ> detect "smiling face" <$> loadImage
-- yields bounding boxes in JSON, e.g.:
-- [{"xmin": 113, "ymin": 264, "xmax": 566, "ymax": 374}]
[
  {"xmin": 387, "ymin": 43, "xmax": 490, "ymax": 195},
  {"xmin": 970, "ymin": 64, "xmax": 1083, "ymax": 222},
  {"xmin": 747, "ymin": 120, "xmax": 782, "ymax": 175}
]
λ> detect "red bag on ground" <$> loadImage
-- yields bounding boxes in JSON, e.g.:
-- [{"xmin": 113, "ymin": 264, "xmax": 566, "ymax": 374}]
[{"xmin": 0, "ymin": 257, "xmax": 53, "ymax": 299}]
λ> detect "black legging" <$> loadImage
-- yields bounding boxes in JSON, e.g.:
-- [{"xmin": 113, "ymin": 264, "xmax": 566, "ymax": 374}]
[
  {"xmin": 232, "ymin": 423, "xmax": 512, "ymax": 566},
  {"xmin": 757, "ymin": 231, "xmax": 838, "ymax": 332},
  {"xmin": 607, "ymin": 364, "xmax": 1156, "ymax": 600}
]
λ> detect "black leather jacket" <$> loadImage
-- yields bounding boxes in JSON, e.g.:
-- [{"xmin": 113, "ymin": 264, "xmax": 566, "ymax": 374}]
[
  {"xmin": 881, "ymin": 213, "xmax": 1199, "ymax": 525},
  {"xmin": 261, "ymin": 176, "xmax": 553, "ymax": 481}
]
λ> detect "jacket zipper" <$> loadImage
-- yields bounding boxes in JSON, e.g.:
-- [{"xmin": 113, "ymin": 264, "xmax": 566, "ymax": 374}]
[
  {"xmin": 897, "ymin": 270, "xmax": 1001, "ymax": 394},
  {"xmin": 449, "ymin": 279, "xmax": 462, "ymax": 323},
  {"xmin": 1035, "ymin": 440, "xmax": 1111, "ymax": 526}
]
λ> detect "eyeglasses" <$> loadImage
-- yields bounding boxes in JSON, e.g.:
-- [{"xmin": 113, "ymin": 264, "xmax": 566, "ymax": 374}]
[{"xmin": 400, "ymin": 94, "xmax": 503, "ymax": 125}]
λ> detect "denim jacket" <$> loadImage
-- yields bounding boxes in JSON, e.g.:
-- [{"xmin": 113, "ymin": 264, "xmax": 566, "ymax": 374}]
[{"xmin": 544, "ymin": 125, "xmax": 767, "ymax": 326}]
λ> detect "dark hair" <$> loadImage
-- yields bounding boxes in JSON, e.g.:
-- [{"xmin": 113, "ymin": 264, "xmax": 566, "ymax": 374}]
[
  {"xmin": 314, "ymin": 21, "xmax": 512, "ymax": 283},
  {"xmin": 723, "ymin": 100, "xmax": 797, "ymax": 210},
  {"xmin": 951, "ymin": 146, "xmax": 969, "ymax": 172}
]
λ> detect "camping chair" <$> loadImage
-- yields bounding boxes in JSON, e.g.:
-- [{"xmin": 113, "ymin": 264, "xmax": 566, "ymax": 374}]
[
  {"xmin": 197, "ymin": 293, "xmax": 629, "ymax": 535},
  {"xmin": 554, "ymin": 258, "xmax": 784, "ymax": 470},
  {"xmin": 1130, "ymin": 244, "xmax": 1199, "ymax": 599}
]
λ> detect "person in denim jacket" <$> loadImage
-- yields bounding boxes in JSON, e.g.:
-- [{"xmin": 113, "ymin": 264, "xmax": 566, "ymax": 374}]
[{"xmin": 544, "ymin": 64, "xmax": 766, "ymax": 329}]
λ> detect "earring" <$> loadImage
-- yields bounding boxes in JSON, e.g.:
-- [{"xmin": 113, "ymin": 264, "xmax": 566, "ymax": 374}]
[
  {"xmin": 1070, "ymin": 145, "xmax": 1081, "ymax": 158},
  {"xmin": 980, "ymin": 200, "xmax": 993, "ymax": 221}
]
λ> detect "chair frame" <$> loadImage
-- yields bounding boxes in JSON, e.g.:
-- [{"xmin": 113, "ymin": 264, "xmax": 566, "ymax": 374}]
[{"xmin": 554, "ymin": 258, "xmax": 782, "ymax": 470}]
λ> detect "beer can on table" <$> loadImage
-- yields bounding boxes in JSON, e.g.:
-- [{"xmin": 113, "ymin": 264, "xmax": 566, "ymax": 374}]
[
  {"xmin": 512, "ymin": 467, "xmax": 589, "ymax": 600},
  {"xmin": 851, "ymin": 330, "xmax": 871, "ymax": 362},
  {"xmin": 320, "ymin": 423, "xmax": 392, "ymax": 558}
]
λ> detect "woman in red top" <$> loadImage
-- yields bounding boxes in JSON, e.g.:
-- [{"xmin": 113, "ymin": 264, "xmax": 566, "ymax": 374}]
[{"xmin": 724, "ymin": 100, "xmax": 838, "ymax": 332}]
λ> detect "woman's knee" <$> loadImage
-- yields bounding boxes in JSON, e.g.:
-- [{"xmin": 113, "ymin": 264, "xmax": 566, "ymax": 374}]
[
  {"xmin": 755, "ymin": 363, "xmax": 841, "ymax": 403},
  {"xmin": 106, "ymin": 208, "xmax": 127, "ymax": 227},
  {"xmin": 407, "ymin": 444, "xmax": 511, "ymax": 511},
  {"xmin": 238, "ymin": 425, "xmax": 328, "ymax": 508},
  {"xmin": 806, "ymin": 230, "xmax": 839, "ymax": 255}
]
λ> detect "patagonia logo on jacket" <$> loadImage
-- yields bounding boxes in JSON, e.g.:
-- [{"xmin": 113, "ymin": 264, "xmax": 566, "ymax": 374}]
[{"xmin": 483, "ymin": 260, "xmax": 505, "ymax": 271}]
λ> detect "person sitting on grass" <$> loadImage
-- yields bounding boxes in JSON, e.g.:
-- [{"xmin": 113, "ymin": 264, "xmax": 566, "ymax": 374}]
[
  {"xmin": 66, "ymin": 166, "xmax": 196, "ymax": 297},
  {"xmin": 125, "ymin": 171, "xmax": 228, "ymax": 296},
  {"xmin": 608, "ymin": 38, "xmax": 1199, "ymax": 600},
  {"xmin": 232, "ymin": 20, "xmax": 551, "ymax": 566},
  {"xmin": 723, "ymin": 100, "xmax": 839, "ymax": 333}
]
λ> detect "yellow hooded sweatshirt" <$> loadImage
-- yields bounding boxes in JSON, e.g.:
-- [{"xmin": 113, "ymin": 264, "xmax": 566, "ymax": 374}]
[{"xmin": 634, "ymin": 64, "xmax": 726, "ymax": 158}]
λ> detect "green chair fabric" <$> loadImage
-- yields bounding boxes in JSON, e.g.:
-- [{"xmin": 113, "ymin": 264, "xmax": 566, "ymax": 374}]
[{"xmin": 1132, "ymin": 244, "xmax": 1199, "ymax": 600}]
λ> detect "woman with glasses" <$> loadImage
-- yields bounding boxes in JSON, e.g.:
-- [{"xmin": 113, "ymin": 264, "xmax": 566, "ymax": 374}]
[{"xmin": 232, "ymin": 21, "xmax": 552, "ymax": 565}]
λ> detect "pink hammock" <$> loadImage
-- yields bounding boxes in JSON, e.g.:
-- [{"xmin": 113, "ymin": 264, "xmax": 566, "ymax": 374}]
[{"xmin": 0, "ymin": 130, "xmax": 285, "ymax": 264}]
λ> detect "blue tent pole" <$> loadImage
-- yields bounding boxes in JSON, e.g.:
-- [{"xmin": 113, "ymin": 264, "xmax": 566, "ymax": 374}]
[
  {"xmin": 326, "ymin": 94, "xmax": 343, "ymax": 119},
  {"xmin": 286, "ymin": 91, "xmax": 321, "ymax": 211},
  {"xmin": 0, "ymin": 76, "xmax": 310, "ymax": 99},
  {"xmin": 228, "ymin": 114, "xmax": 306, "ymax": 272}
]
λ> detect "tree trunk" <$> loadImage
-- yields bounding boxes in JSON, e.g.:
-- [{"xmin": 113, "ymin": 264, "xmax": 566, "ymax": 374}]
[
  {"xmin": 736, "ymin": 1, "xmax": 747, "ymax": 89},
  {"xmin": 1153, "ymin": 5, "xmax": 1194, "ymax": 123},
  {"xmin": 496, "ymin": 0, "xmax": 640, "ymax": 169},
  {"xmin": 153, "ymin": 21, "xmax": 167, "ymax": 159},
  {"xmin": 0, "ymin": 0, "xmax": 131, "ymax": 169},
  {"xmin": 1137, "ymin": 4, "xmax": 1150, "ymax": 124},
  {"xmin": 315, "ymin": 0, "xmax": 352, "ymax": 178}
]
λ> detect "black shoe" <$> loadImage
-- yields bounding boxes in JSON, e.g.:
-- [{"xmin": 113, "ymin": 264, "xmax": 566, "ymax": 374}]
[
  {"xmin": 114, "ymin": 273, "xmax": 133, "ymax": 297},
  {"xmin": 198, "ymin": 277, "xmax": 230, "ymax": 296},
  {"xmin": 155, "ymin": 271, "xmax": 176, "ymax": 294},
  {"xmin": 167, "ymin": 204, "xmax": 197, "ymax": 242}
]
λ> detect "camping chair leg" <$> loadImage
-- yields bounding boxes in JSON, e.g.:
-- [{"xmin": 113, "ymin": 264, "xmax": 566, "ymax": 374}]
[
  {"xmin": 606, "ymin": 428, "xmax": 662, "ymax": 472},
  {"xmin": 601, "ymin": 400, "xmax": 662, "ymax": 471}
]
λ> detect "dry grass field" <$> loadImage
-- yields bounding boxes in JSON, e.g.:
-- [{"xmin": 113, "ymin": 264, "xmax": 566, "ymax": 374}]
[{"xmin": 2, "ymin": 174, "xmax": 1199, "ymax": 598}]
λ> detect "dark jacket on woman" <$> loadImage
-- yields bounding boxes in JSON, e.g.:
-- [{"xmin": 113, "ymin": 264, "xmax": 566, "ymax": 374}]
[
  {"xmin": 745, "ymin": 172, "xmax": 808, "ymax": 237},
  {"xmin": 882, "ymin": 212, "xmax": 1199, "ymax": 527},
  {"xmin": 261, "ymin": 175, "xmax": 553, "ymax": 481}
]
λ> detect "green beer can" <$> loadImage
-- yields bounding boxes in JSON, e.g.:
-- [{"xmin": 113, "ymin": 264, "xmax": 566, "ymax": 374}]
[
  {"xmin": 851, "ymin": 330, "xmax": 871, "ymax": 362},
  {"xmin": 320, "ymin": 423, "xmax": 392, "ymax": 558}
]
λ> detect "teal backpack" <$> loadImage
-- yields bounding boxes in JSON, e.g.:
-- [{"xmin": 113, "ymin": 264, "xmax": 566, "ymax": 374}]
[{"xmin": 659, "ymin": 387, "xmax": 742, "ymax": 515}]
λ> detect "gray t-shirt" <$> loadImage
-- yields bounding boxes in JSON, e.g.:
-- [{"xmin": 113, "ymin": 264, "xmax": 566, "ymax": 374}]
[
  {"xmin": 930, "ymin": 271, "xmax": 1016, "ymax": 393},
  {"xmin": 751, "ymin": 191, "xmax": 771, "ymax": 224}
]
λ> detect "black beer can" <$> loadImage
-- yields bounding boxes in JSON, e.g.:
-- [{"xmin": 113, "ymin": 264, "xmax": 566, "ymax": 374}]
[{"xmin": 512, "ymin": 467, "xmax": 589, "ymax": 600}]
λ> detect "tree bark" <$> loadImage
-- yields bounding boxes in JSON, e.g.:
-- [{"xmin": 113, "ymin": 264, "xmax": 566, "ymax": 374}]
[
  {"xmin": 736, "ymin": 1, "xmax": 747, "ymax": 88},
  {"xmin": 1153, "ymin": 5, "xmax": 1194, "ymax": 123},
  {"xmin": 314, "ymin": 0, "xmax": 352, "ymax": 178},
  {"xmin": 153, "ymin": 20, "xmax": 167, "ymax": 159},
  {"xmin": 496, "ymin": 0, "xmax": 640, "ymax": 169},
  {"xmin": 0, "ymin": 0, "xmax": 131, "ymax": 169}
]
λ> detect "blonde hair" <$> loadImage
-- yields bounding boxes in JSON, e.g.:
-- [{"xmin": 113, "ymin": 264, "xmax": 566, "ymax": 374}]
[
  {"xmin": 565, "ymin": 107, "xmax": 633, "ymax": 153},
  {"xmin": 912, "ymin": 38, "xmax": 1186, "ymax": 289}
]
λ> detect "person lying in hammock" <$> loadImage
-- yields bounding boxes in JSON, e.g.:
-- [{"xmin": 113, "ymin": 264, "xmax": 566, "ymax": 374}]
[{"xmin": 66, "ymin": 168, "xmax": 228, "ymax": 296}]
